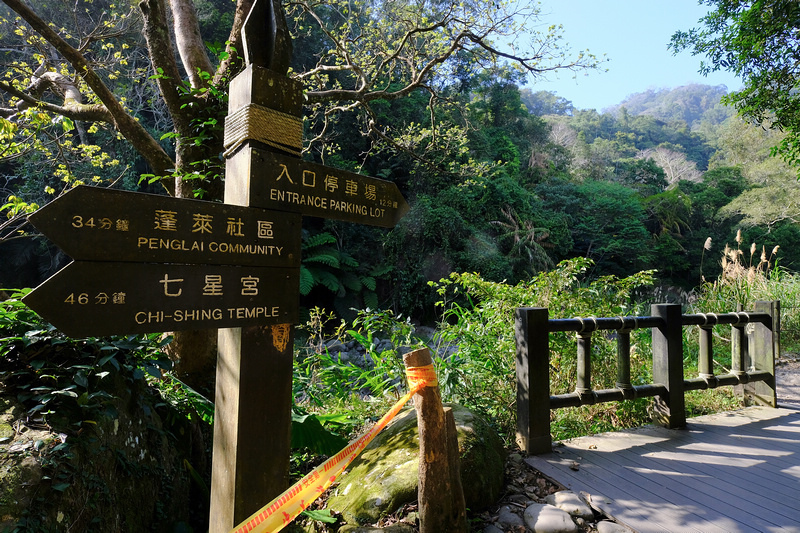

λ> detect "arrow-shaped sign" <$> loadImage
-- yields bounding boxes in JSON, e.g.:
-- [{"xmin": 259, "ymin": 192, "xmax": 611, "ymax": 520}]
[
  {"xmin": 28, "ymin": 186, "xmax": 301, "ymax": 267},
  {"xmin": 22, "ymin": 261, "xmax": 299, "ymax": 337},
  {"xmin": 227, "ymin": 145, "xmax": 410, "ymax": 228}
]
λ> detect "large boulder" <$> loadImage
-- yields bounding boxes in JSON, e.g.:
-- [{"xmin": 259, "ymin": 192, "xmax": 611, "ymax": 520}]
[
  {"xmin": 327, "ymin": 404, "xmax": 505, "ymax": 525},
  {"xmin": 0, "ymin": 374, "xmax": 206, "ymax": 533}
]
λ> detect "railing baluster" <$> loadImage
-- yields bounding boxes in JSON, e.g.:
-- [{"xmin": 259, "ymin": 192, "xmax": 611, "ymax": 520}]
[
  {"xmin": 699, "ymin": 326, "xmax": 714, "ymax": 378},
  {"xmin": 616, "ymin": 329, "xmax": 633, "ymax": 393},
  {"xmin": 576, "ymin": 332, "xmax": 592, "ymax": 397},
  {"xmin": 732, "ymin": 324, "xmax": 747, "ymax": 376}
]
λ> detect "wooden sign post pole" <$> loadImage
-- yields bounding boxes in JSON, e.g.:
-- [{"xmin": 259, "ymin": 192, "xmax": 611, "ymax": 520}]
[
  {"xmin": 209, "ymin": 1, "xmax": 408, "ymax": 530},
  {"xmin": 209, "ymin": 1, "xmax": 301, "ymax": 529}
]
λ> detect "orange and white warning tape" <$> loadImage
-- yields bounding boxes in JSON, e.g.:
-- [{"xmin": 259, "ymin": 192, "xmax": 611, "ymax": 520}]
[{"xmin": 230, "ymin": 364, "xmax": 438, "ymax": 533}]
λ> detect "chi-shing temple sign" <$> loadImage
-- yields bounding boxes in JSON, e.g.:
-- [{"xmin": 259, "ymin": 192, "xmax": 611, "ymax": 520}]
[
  {"xmin": 21, "ymin": 0, "xmax": 408, "ymax": 531},
  {"xmin": 23, "ymin": 187, "xmax": 302, "ymax": 337}
]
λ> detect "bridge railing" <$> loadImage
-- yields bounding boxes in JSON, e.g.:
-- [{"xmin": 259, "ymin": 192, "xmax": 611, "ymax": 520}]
[{"xmin": 515, "ymin": 301, "xmax": 780, "ymax": 454}]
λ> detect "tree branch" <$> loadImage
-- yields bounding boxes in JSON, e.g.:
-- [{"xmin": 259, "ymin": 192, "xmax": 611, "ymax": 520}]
[
  {"xmin": 213, "ymin": 0, "xmax": 253, "ymax": 86},
  {"xmin": 171, "ymin": 0, "xmax": 214, "ymax": 89},
  {"xmin": 139, "ymin": 0, "xmax": 192, "ymax": 135},
  {"xmin": 3, "ymin": 0, "xmax": 175, "ymax": 181},
  {"xmin": 0, "ymin": 79, "xmax": 113, "ymax": 122}
]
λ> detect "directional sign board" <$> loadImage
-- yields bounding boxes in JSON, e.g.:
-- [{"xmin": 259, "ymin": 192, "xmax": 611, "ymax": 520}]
[
  {"xmin": 23, "ymin": 261, "xmax": 299, "ymax": 337},
  {"xmin": 227, "ymin": 145, "xmax": 409, "ymax": 227},
  {"xmin": 27, "ymin": 186, "xmax": 300, "ymax": 267}
]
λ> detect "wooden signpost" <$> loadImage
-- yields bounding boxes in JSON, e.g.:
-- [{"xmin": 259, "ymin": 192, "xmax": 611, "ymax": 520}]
[
  {"xmin": 213, "ymin": 1, "xmax": 408, "ymax": 531},
  {"xmin": 22, "ymin": 0, "xmax": 408, "ymax": 531}
]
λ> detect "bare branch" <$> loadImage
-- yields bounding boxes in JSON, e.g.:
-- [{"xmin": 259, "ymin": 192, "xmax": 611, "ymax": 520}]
[
  {"xmin": 0, "ymin": 79, "xmax": 113, "ymax": 122},
  {"xmin": 139, "ymin": 0, "xmax": 191, "ymax": 135},
  {"xmin": 3, "ymin": 0, "xmax": 175, "ymax": 181}
]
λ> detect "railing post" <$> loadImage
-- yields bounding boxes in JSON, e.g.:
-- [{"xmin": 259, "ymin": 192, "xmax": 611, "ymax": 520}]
[
  {"xmin": 745, "ymin": 301, "xmax": 778, "ymax": 407},
  {"xmin": 651, "ymin": 303, "xmax": 686, "ymax": 428},
  {"xmin": 515, "ymin": 307, "xmax": 551, "ymax": 454}
]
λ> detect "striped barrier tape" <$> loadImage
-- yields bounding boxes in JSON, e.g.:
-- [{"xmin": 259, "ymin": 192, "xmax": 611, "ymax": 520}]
[{"xmin": 230, "ymin": 364, "xmax": 438, "ymax": 533}]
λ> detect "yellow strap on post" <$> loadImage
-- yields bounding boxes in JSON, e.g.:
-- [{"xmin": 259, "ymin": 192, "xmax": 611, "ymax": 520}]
[{"xmin": 230, "ymin": 362, "xmax": 438, "ymax": 533}]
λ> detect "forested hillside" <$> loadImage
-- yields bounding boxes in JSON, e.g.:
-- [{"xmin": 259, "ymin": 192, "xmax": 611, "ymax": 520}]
[{"xmin": 1, "ymin": 0, "xmax": 798, "ymax": 323}]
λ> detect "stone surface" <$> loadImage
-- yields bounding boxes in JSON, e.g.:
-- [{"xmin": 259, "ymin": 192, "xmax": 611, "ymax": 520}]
[
  {"xmin": 0, "ymin": 372, "xmax": 203, "ymax": 532},
  {"xmin": 482, "ymin": 525, "xmax": 504, "ymax": 533},
  {"xmin": 327, "ymin": 404, "xmax": 505, "ymax": 525},
  {"xmin": 496, "ymin": 504, "xmax": 525, "ymax": 528},
  {"xmin": 523, "ymin": 503, "xmax": 579, "ymax": 533},
  {"xmin": 338, "ymin": 524, "xmax": 416, "ymax": 533},
  {"xmin": 597, "ymin": 519, "xmax": 634, "ymax": 533},
  {"xmin": 544, "ymin": 490, "xmax": 594, "ymax": 520}
]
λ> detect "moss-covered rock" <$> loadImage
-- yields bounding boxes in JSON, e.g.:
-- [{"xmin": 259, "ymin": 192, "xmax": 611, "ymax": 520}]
[
  {"xmin": 327, "ymin": 404, "xmax": 505, "ymax": 525},
  {"xmin": 0, "ymin": 373, "xmax": 207, "ymax": 533}
]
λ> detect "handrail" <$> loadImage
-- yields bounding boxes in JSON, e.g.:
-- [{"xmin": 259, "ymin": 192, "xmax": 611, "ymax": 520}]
[{"xmin": 515, "ymin": 301, "xmax": 780, "ymax": 454}]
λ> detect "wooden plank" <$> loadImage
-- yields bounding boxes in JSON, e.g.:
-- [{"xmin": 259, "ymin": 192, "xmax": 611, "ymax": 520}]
[
  {"xmin": 22, "ymin": 261, "xmax": 299, "ymax": 337},
  {"xmin": 28, "ymin": 185, "xmax": 301, "ymax": 267},
  {"xmin": 605, "ymin": 438, "xmax": 800, "ymax": 526},
  {"xmin": 527, "ymin": 453, "xmax": 731, "ymax": 533},
  {"xmin": 551, "ymin": 443, "xmax": 765, "ymax": 532},
  {"xmin": 566, "ymin": 423, "xmax": 800, "ymax": 526},
  {"xmin": 528, "ymin": 407, "xmax": 800, "ymax": 533}
]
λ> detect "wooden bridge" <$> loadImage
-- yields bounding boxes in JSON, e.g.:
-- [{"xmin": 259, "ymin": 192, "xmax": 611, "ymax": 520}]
[
  {"xmin": 514, "ymin": 302, "xmax": 800, "ymax": 532},
  {"xmin": 526, "ymin": 404, "xmax": 800, "ymax": 532}
]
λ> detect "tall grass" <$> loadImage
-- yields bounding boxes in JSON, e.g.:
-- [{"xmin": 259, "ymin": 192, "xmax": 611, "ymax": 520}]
[{"xmin": 694, "ymin": 232, "xmax": 800, "ymax": 353}]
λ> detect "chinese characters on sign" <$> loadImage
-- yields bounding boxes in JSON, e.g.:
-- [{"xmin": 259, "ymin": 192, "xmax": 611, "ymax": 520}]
[
  {"xmin": 27, "ymin": 186, "xmax": 301, "ymax": 268},
  {"xmin": 23, "ymin": 262, "xmax": 299, "ymax": 338},
  {"xmin": 234, "ymin": 147, "xmax": 409, "ymax": 227}
]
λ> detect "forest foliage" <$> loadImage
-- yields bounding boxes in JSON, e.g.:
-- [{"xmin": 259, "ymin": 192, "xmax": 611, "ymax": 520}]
[{"xmin": 0, "ymin": 0, "xmax": 798, "ymax": 322}]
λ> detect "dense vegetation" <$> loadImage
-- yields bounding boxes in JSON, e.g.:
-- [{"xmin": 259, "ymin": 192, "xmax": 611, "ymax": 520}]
[{"xmin": 3, "ymin": 0, "xmax": 800, "ymax": 530}]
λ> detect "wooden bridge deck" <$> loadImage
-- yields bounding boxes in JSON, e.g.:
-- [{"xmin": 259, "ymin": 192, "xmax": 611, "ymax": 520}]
[{"xmin": 526, "ymin": 405, "xmax": 800, "ymax": 532}]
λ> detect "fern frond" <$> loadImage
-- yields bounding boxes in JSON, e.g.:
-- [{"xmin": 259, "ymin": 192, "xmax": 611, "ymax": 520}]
[
  {"xmin": 303, "ymin": 251, "xmax": 340, "ymax": 268},
  {"xmin": 299, "ymin": 267, "xmax": 315, "ymax": 295},
  {"xmin": 315, "ymin": 270, "xmax": 343, "ymax": 294},
  {"xmin": 362, "ymin": 276, "xmax": 376, "ymax": 292},
  {"xmin": 302, "ymin": 232, "xmax": 337, "ymax": 250},
  {"xmin": 341, "ymin": 272, "xmax": 362, "ymax": 292},
  {"xmin": 363, "ymin": 291, "xmax": 379, "ymax": 310}
]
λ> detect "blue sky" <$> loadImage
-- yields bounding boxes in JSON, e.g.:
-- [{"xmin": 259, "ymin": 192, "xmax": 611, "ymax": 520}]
[{"xmin": 529, "ymin": 0, "xmax": 742, "ymax": 111}]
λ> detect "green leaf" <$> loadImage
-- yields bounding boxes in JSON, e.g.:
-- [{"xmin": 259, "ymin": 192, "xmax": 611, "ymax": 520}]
[
  {"xmin": 301, "ymin": 510, "xmax": 337, "ymax": 523},
  {"xmin": 290, "ymin": 411, "xmax": 348, "ymax": 455},
  {"xmin": 51, "ymin": 482, "xmax": 70, "ymax": 492}
]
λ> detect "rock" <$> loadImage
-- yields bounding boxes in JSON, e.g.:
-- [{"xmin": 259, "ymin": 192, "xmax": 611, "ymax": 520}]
[
  {"xmin": 0, "ymin": 455, "xmax": 43, "ymax": 530},
  {"xmin": 327, "ymin": 405, "xmax": 505, "ymax": 525},
  {"xmin": 597, "ymin": 520, "xmax": 632, "ymax": 533},
  {"xmin": 482, "ymin": 525, "xmax": 504, "ymax": 533},
  {"xmin": 523, "ymin": 503, "xmax": 578, "ymax": 533},
  {"xmin": 326, "ymin": 339, "xmax": 347, "ymax": 353},
  {"xmin": 338, "ymin": 525, "xmax": 416, "ymax": 533},
  {"xmin": 496, "ymin": 505, "xmax": 525, "ymax": 528},
  {"xmin": 544, "ymin": 490, "xmax": 594, "ymax": 520}
]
